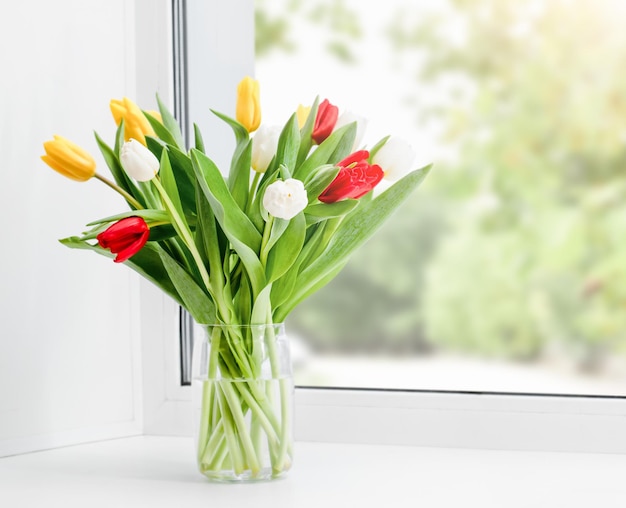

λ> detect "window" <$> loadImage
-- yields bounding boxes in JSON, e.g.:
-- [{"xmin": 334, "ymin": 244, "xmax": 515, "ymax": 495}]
[
  {"xmin": 151, "ymin": 0, "xmax": 626, "ymax": 452},
  {"xmin": 254, "ymin": 0, "xmax": 626, "ymax": 397}
]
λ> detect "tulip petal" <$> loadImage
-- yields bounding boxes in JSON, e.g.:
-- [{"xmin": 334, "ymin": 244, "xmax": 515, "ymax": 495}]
[
  {"xmin": 120, "ymin": 139, "xmax": 159, "ymax": 181},
  {"xmin": 263, "ymin": 178, "xmax": 308, "ymax": 220},
  {"xmin": 236, "ymin": 76, "xmax": 261, "ymax": 133},
  {"xmin": 109, "ymin": 97, "xmax": 155, "ymax": 145},
  {"xmin": 318, "ymin": 150, "xmax": 382, "ymax": 203},
  {"xmin": 372, "ymin": 136, "xmax": 417, "ymax": 182},
  {"xmin": 97, "ymin": 217, "xmax": 150, "ymax": 263},
  {"xmin": 41, "ymin": 135, "xmax": 96, "ymax": 182},
  {"xmin": 312, "ymin": 99, "xmax": 339, "ymax": 144}
]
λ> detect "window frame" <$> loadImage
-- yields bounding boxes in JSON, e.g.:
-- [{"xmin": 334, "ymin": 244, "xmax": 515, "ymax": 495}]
[{"xmin": 141, "ymin": 0, "xmax": 626, "ymax": 452}]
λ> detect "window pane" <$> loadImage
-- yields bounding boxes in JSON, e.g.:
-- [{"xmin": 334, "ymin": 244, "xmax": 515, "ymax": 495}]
[{"xmin": 255, "ymin": 0, "xmax": 626, "ymax": 395}]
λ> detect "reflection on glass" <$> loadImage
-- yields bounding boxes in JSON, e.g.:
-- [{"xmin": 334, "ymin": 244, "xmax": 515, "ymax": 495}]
[{"xmin": 255, "ymin": 0, "xmax": 626, "ymax": 395}]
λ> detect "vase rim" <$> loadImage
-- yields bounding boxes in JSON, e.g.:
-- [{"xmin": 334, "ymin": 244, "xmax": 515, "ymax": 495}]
[{"xmin": 205, "ymin": 322, "xmax": 285, "ymax": 328}]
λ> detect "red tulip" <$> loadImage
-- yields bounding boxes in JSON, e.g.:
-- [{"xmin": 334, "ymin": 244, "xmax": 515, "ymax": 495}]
[
  {"xmin": 312, "ymin": 99, "xmax": 339, "ymax": 144},
  {"xmin": 318, "ymin": 150, "xmax": 384, "ymax": 203},
  {"xmin": 97, "ymin": 216, "xmax": 150, "ymax": 263}
]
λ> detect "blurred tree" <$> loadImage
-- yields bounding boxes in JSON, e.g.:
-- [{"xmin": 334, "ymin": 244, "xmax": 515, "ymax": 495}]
[
  {"xmin": 397, "ymin": 0, "xmax": 626, "ymax": 366},
  {"xmin": 255, "ymin": 0, "xmax": 361, "ymax": 63},
  {"xmin": 255, "ymin": 0, "xmax": 626, "ymax": 367}
]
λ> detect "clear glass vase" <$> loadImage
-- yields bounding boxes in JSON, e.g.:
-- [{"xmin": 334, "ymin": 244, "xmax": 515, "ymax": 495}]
[{"xmin": 191, "ymin": 323, "xmax": 294, "ymax": 482}]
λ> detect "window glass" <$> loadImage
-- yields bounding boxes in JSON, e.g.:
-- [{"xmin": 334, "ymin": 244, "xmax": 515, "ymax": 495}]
[{"xmin": 255, "ymin": 0, "xmax": 626, "ymax": 395}]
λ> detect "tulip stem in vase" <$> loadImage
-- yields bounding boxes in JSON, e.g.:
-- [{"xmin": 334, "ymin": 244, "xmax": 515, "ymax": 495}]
[{"xmin": 195, "ymin": 322, "xmax": 293, "ymax": 479}]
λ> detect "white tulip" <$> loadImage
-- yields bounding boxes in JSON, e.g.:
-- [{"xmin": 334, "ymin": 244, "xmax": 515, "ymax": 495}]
[
  {"xmin": 372, "ymin": 136, "xmax": 416, "ymax": 182},
  {"xmin": 120, "ymin": 138, "xmax": 160, "ymax": 182},
  {"xmin": 263, "ymin": 178, "xmax": 308, "ymax": 220},
  {"xmin": 334, "ymin": 110, "xmax": 368, "ymax": 151},
  {"xmin": 252, "ymin": 124, "xmax": 281, "ymax": 173}
]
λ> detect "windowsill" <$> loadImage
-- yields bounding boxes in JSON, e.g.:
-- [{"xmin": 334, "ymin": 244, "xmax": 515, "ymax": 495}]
[{"xmin": 2, "ymin": 437, "xmax": 625, "ymax": 506}]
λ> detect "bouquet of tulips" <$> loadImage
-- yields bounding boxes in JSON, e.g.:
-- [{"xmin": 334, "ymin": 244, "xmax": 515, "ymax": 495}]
[{"xmin": 41, "ymin": 77, "xmax": 429, "ymax": 480}]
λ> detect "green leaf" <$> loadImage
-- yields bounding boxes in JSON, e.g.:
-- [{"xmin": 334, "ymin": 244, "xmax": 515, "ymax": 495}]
[
  {"xmin": 148, "ymin": 224, "xmax": 177, "ymax": 242},
  {"xmin": 190, "ymin": 150, "xmax": 261, "ymax": 250},
  {"xmin": 156, "ymin": 94, "xmax": 186, "ymax": 150},
  {"xmin": 327, "ymin": 122, "xmax": 356, "ymax": 164},
  {"xmin": 269, "ymin": 221, "xmax": 326, "ymax": 308},
  {"xmin": 86, "ymin": 209, "xmax": 169, "ymax": 226},
  {"xmin": 211, "ymin": 109, "xmax": 248, "ymax": 145},
  {"xmin": 275, "ymin": 260, "xmax": 347, "ymax": 322},
  {"xmin": 166, "ymin": 144, "xmax": 198, "ymax": 216},
  {"xmin": 158, "ymin": 249, "xmax": 217, "ymax": 325},
  {"xmin": 152, "ymin": 158, "xmax": 209, "ymax": 290},
  {"xmin": 279, "ymin": 163, "xmax": 292, "ymax": 181},
  {"xmin": 191, "ymin": 149, "xmax": 266, "ymax": 297},
  {"xmin": 296, "ymin": 96, "xmax": 320, "ymax": 168},
  {"xmin": 114, "ymin": 121, "xmax": 125, "ymax": 156},
  {"xmin": 293, "ymin": 123, "xmax": 356, "ymax": 182},
  {"xmin": 368, "ymin": 135, "xmax": 390, "ymax": 161},
  {"xmin": 277, "ymin": 165, "xmax": 431, "ymax": 320},
  {"xmin": 249, "ymin": 171, "xmax": 279, "ymax": 231},
  {"xmin": 194, "ymin": 123, "xmax": 205, "ymax": 153},
  {"xmin": 229, "ymin": 138, "xmax": 252, "ymax": 211},
  {"xmin": 270, "ymin": 113, "xmax": 300, "ymax": 176},
  {"xmin": 303, "ymin": 164, "xmax": 340, "ymax": 204},
  {"xmin": 210, "ymin": 110, "xmax": 254, "ymax": 211},
  {"xmin": 145, "ymin": 136, "xmax": 166, "ymax": 160},
  {"xmin": 145, "ymin": 115, "xmax": 178, "ymax": 148},
  {"xmin": 266, "ymin": 213, "xmax": 306, "ymax": 283},
  {"xmin": 94, "ymin": 131, "xmax": 146, "ymax": 209},
  {"xmin": 304, "ymin": 199, "xmax": 359, "ymax": 226},
  {"xmin": 195, "ymin": 183, "xmax": 226, "ymax": 293},
  {"xmin": 251, "ymin": 284, "xmax": 273, "ymax": 325},
  {"xmin": 264, "ymin": 218, "xmax": 289, "ymax": 254},
  {"xmin": 234, "ymin": 274, "xmax": 252, "ymax": 326},
  {"xmin": 270, "ymin": 264, "xmax": 298, "ymax": 309},
  {"xmin": 159, "ymin": 150, "xmax": 186, "ymax": 222},
  {"xmin": 77, "ymin": 222, "xmax": 110, "ymax": 241}
]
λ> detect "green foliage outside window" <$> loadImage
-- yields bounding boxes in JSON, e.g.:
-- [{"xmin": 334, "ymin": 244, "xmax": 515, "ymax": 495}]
[{"xmin": 255, "ymin": 0, "xmax": 626, "ymax": 371}]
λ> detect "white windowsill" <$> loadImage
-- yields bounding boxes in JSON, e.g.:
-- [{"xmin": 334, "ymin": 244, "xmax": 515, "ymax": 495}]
[{"xmin": 2, "ymin": 436, "xmax": 625, "ymax": 507}]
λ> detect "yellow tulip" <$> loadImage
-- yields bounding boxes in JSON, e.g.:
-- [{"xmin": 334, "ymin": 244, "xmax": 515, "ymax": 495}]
[
  {"xmin": 41, "ymin": 135, "xmax": 96, "ymax": 182},
  {"xmin": 296, "ymin": 104, "xmax": 311, "ymax": 129},
  {"xmin": 236, "ymin": 76, "xmax": 261, "ymax": 133},
  {"xmin": 109, "ymin": 97, "xmax": 155, "ymax": 145}
]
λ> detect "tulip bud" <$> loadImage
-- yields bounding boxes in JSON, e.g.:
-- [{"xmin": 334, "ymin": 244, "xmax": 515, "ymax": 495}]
[
  {"xmin": 251, "ymin": 125, "xmax": 281, "ymax": 173},
  {"xmin": 312, "ymin": 98, "xmax": 339, "ymax": 144},
  {"xmin": 97, "ymin": 216, "xmax": 150, "ymax": 263},
  {"xmin": 372, "ymin": 136, "xmax": 416, "ymax": 182},
  {"xmin": 41, "ymin": 135, "xmax": 96, "ymax": 182},
  {"xmin": 263, "ymin": 178, "xmax": 308, "ymax": 220},
  {"xmin": 236, "ymin": 76, "xmax": 261, "ymax": 133},
  {"xmin": 319, "ymin": 150, "xmax": 383, "ymax": 203},
  {"xmin": 296, "ymin": 104, "xmax": 312, "ymax": 129},
  {"xmin": 120, "ymin": 139, "xmax": 160, "ymax": 182},
  {"xmin": 110, "ymin": 97, "xmax": 155, "ymax": 145},
  {"xmin": 335, "ymin": 110, "xmax": 368, "ymax": 151}
]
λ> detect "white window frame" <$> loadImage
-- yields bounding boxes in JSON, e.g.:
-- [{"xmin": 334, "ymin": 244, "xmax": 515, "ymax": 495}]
[{"xmin": 140, "ymin": 0, "xmax": 626, "ymax": 453}]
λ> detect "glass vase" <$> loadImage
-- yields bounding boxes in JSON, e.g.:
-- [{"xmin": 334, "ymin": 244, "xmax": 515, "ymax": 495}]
[{"xmin": 191, "ymin": 323, "xmax": 294, "ymax": 482}]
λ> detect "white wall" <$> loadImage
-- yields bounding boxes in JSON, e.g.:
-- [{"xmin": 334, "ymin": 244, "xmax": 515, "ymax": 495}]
[{"xmin": 0, "ymin": 0, "xmax": 169, "ymax": 456}]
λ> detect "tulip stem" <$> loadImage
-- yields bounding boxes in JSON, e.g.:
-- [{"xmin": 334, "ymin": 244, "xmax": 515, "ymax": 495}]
[
  {"xmin": 94, "ymin": 173, "xmax": 144, "ymax": 210},
  {"xmin": 260, "ymin": 215, "xmax": 274, "ymax": 267},
  {"xmin": 246, "ymin": 172, "xmax": 262, "ymax": 215},
  {"xmin": 152, "ymin": 177, "xmax": 211, "ymax": 290}
]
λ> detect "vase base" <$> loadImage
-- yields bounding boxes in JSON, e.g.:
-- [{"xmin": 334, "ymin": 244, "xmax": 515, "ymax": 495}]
[{"xmin": 199, "ymin": 466, "xmax": 289, "ymax": 483}]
